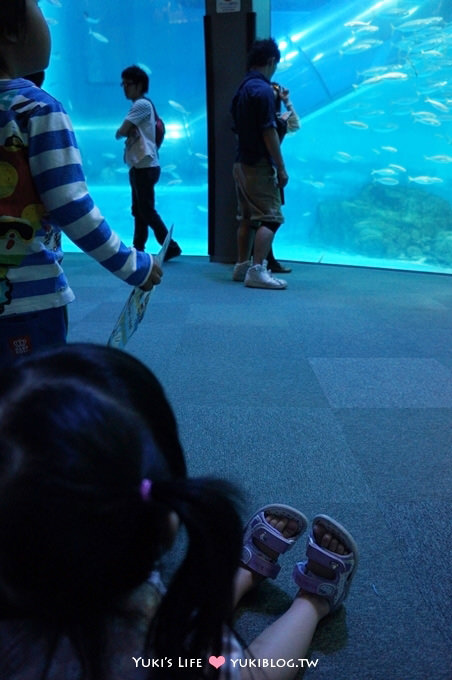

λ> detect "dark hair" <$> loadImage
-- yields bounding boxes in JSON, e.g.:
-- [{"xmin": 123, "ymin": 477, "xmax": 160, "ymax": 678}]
[
  {"xmin": 0, "ymin": 0, "xmax": 27, "ymax": 38},
  {"xmin": 26, "ymin": 71, "xmax": 45, "ymax": 87},
  {"xmin": 35, "ymin": 343, "xmax": 187, "ymax": 478},
  {"xmin": 0, "ymin": 343, "xmax": 243, "ymax": 678},
  {"xmin": 0, "ymin": 0, "xmax": 27, "ymax": 71},
  {"xmin": 246, "ymin": 37, "xmax": 281, "ymax": 70},
  {"xmin": 121, "ymin": 65, "xmax": 149, "ymax": 93}
]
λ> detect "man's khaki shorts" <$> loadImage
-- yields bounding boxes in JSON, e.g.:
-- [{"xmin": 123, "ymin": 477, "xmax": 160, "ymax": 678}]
[{"xmin": 233, "ymin": 160, "xmax": 284, "ymax": 226}]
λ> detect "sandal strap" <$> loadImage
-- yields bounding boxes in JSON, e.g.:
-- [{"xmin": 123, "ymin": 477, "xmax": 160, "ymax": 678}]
[
  {"xmin": 292, "ymin": 515, "xmax": 359, "ymax": 612},
  {"xmin": 305, "ymin": 535, "xmax": 349, "ymax": 572},
  {"xmin": 247, "ymin": 514, "xmax": 299, "ymax": 554},
  {"xmin": 241, "ymin": 545, "xmax": 281, "ymax": 579},
  {"xmin": 293, "ymin": 561, "xmax": 338, "ymax": 600},
  {"xmin": 241, "ymin": 504, "xmax": 308, "ymax": 580}
]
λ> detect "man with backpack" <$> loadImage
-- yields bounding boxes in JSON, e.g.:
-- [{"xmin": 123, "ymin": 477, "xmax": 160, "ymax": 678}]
[{"xmin": 116, "ymin": 65, "xmax": 181, "ymax": 259}]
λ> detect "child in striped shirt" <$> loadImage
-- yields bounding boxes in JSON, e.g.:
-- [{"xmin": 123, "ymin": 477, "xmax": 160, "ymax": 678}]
[{"xmin": 0, "ymin": 0, "xmax": 162, "ymax": 364}]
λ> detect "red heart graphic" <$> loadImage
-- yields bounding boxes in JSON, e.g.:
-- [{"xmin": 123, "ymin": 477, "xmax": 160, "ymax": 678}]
[{"xmin": 208, "ymin": 655, "xmax": 226, "ymax": 669}]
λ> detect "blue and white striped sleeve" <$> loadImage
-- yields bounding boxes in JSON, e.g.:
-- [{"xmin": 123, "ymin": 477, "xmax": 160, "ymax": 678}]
[{"xmin": 27, "ymin": 98, "xmax": 152, "ymax": 287}]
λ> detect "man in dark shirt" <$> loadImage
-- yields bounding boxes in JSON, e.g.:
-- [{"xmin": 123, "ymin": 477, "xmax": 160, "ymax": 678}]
[{"xmin": 231, "ymin": 38, "xmax": 288, "ymax": 289}]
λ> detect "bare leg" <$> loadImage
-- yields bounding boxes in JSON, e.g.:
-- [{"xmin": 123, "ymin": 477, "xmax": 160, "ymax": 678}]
[
  {"xmin": 266, "ymin": 247, "xmax": 277, "ymax": 267},
  {"xmin": 239, "ymin": 595, "xmax": 327, "ymax": 680},
  {"xmin": 237, "ymin": 219, "xmax": 254, "ymax": 262},
  {"xmin": 250, "ymin": 245, "xmax": 277, "ymax": 268},
  {"xmin": 253, "ymin": 225, "xmax": 275, "ymax": 265}
]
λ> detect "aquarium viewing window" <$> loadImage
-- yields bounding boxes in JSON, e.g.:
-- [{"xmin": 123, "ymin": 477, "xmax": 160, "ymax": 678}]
[{"xmin": 45, "ymin": 0, "xmax": 452, "ymax": 274}]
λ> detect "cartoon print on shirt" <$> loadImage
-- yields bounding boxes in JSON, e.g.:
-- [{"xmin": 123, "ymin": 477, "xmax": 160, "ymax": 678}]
[{"xmin": 0, "ymin": 133, "xmax": 47, "ymax": 313}]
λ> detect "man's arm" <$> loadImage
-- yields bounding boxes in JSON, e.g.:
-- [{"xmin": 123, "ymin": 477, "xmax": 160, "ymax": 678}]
[
  {"xmin": 115, "ymin": 119, "xmax": 134, "ymax": 139},
  {"xmin": 262, "ymin": 127, "xmax": 288, "ymax": 188}
]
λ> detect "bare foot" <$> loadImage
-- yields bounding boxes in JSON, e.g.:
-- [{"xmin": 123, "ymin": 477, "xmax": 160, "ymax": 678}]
[
  {"xmin": 257, "ymin": 513, "xmax": 300, "ymax": 554},
  {"xmin": 306, "ymin": 521, "xmax": 348, "ymax": 577}
]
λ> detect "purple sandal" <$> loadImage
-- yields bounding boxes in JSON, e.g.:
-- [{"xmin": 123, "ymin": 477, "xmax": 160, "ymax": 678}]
[
  {"xmin": 241, "ymin": 504, "xmax": 308, "ymax": 579},
  {"xmin": 292, "ymin": 514, "xmax": 359, "ymax": 612}
]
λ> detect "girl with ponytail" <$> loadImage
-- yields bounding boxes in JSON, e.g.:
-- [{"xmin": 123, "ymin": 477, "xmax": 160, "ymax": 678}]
[{"xmin": 0, "ymin": 343, "xmax": 358, "ymax": 680}]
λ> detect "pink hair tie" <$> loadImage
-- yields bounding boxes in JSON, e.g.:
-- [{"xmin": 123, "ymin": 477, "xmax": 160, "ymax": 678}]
[{"xmin": 140, "ymin": 478, "xmax": 152, "ymax": 501}]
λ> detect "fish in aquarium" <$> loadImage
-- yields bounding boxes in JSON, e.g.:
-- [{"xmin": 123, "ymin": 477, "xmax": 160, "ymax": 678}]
[
  {"xmin": 408, "ymin": 175, "xmax": 444, "ymax": 184},
  {"xmin": 40, "ymin": 0, "xmax": 452, "ymax": 270},
  {"xmin": 83, "ymin": 12, "xmax": 100, "ymax": 25},
  {"xmin": 424, "ymin": 154, "xmax": 452, "ymax": 163},
  {"xmin": 88, "ymin": 28, "xmax": 109, "ymax": 43},
  {"xmin": 168, "ymin": 100, "xmax": 190, "ymax": 115}
]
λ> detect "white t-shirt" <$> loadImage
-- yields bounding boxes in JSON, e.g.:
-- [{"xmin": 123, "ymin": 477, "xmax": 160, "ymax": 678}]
[{"xmin": 126, "ymin": 98, "xmax": 159, "ymax": 168}]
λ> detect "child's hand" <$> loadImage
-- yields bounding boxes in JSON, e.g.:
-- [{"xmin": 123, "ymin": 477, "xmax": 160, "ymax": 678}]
[{"xmin": 140, "ymin": 261, "xmax": 163, "ymax": 290}]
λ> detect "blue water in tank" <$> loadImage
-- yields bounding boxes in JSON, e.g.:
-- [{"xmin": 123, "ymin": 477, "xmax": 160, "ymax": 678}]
[
  {"xmin": 44, "ymin": 1, "xmax": 208, "ymax": 255},
  {"xmin": 44, "ymin": 0, "xmax": 452, "ymax": 273},
  {"xmin": 272, "ymin": 0, "xmax": 452, "ymax": 273}
]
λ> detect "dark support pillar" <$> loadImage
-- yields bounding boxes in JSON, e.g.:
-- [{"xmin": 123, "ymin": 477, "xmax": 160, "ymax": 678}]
[{"xmin": 204, "ymin": 0, "xmax": 270, "ymax": 263}]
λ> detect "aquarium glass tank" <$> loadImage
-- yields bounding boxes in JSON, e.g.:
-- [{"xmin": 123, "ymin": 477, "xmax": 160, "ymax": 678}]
[
  {"xmin": 45, "ymin": 0, "xmax": 452, "ymax": 274},
  {"xmin": 45, "ymin": 0, "xmax": 209, "ymax": 256}
]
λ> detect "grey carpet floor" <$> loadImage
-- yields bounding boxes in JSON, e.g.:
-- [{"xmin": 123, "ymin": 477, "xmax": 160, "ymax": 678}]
[{"xmin": 65, "ymin": 253, "xmax": 452, "ymax": 680}]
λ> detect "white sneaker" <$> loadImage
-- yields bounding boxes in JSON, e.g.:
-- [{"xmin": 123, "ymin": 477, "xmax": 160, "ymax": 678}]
[
  {"xmin": 232, "ymin": 260, "xmax": 252, "ymax": 282},
  {"xmin": 245, "ymin": 264, "xmax": 287, "ymax": 289},
  {"xmin": 262, "ymin": 260, "xmax": 287, "ymax": 285}
]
